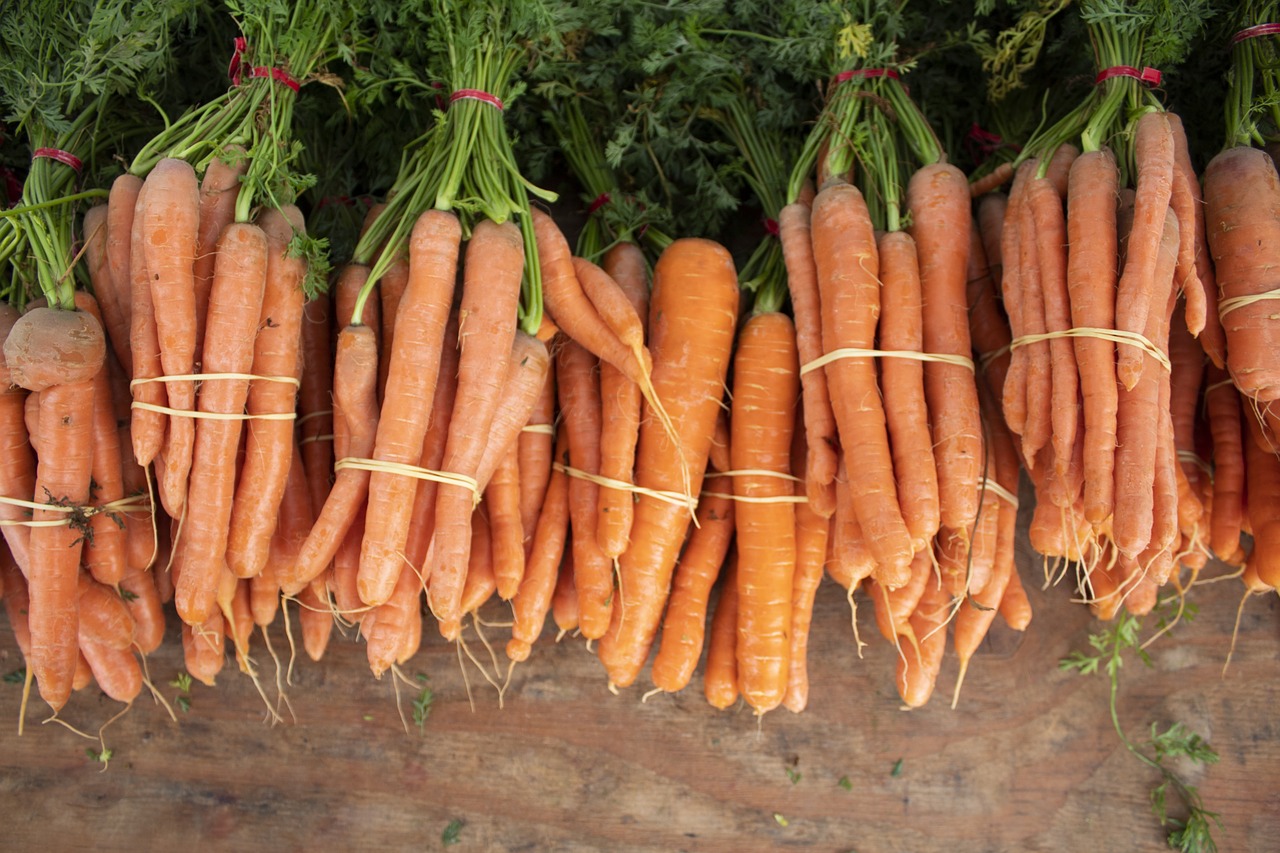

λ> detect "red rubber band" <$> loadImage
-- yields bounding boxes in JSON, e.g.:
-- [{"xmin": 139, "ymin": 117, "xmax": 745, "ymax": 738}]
[
  {"xmin": 587, "ymin": 193, "xmax": 611, "ymax": 214},
  {"xmin": 1232, "ymin": 23, "xmax": 1280, "ymax": 45},
  {"xmin": 835, "ymin": 68, "xmax": 900, "ymax": 84},
  {"xmin": 450, "ymin": 89, "xmax": 504, "ymax": 111},
  {"xmin": 763, "ymin": 218, "xmax": 780, "ymax": 237},
  {"xmin": 32, "ymin": 148, "xmax": 83, "ymax": 175},
  {"xmin": 228, "ymin": 37, "xmax": 300, "ymax": 92},
  {"xmin": 1094, "ymin": 65, "xmax": 1162, "ymax": 87}
]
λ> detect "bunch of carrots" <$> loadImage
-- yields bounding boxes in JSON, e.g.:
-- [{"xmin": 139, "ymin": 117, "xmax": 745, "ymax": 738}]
[{"xmin": 5, "ymin": 0, "xmax": 1280, "ymax": 724}]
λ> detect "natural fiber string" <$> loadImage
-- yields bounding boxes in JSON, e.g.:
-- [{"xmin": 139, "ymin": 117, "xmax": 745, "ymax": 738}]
[
  {"xmin": 298, "ymin": 433, "xmax": 334, "ymax": 446},
  {"xmin": 1217, "ymin": 287, "xmax": 1280, "ymax": 320},
  {"xmin": 0, "ymin": 494, "xmax": 150, "ymax": 528},
  {"xmin": 1204, "ymin": 377, "xmax": 1236, "ymax": 395},
  {"xmin": 295, "ymin": 409, "xmax": 332, "ymax": 427},
  {"xmin": 977, "ymin": 345, "xmax": 1011, "ymax": 372},
  {"xmin": 130, "ymin": 372, "xmax": 301, "ymax": 389},
  {"xmin": 699, "ymin": 468, "xmax": 809, "ymax": 505},
  {"xmin": 1176, "ymin": 450, "xmax": 1214, "ymax": 480},
  {"xmin": 800, "ymin": 347, "xmax": 975, "ymax": 377},
  {"xmin": 131, "ymin": 372, "xmax": 301, "ymax": 421},
  {"xmin": 519, "ymin": 423, "xmax": 555, "ymax": 436},
  {"xmin": 981, "ymin": 478, "xmax": 1019, "ymax": 510},
  {"xmin": 1008, "ymin": 327, "xmax": 1172, "ymax": 373},
  {"xmin": 334, "ymin": 457, "xmax": 480, "ymax": 504},
  {"xmin": 551, "ymin": 462, "xmax": 697, "ymax": 513}
]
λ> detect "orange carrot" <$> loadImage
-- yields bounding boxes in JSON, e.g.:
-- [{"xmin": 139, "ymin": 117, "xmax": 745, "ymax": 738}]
[
  {"xmin": 551, "ymin": 542, "xmax": 579, "ymax": 637},
  {"xmin": 0, "ymin": 305, "xmax": 34, "ymax": 575},
  {"xmin": 193, "ymin": 149, "xmax": 248, "ymax": 361},
  {"xmin": 358, "ymin": 210, "xmax": 460, "ymax": 608},
  {"xmin": 127, "ymin": 179, "xmax": 166, "ymax": 468},
  {"xmin": 376, "ymin": 253, "xmax": 410, "ymax": 404},
  {"xmin": 999, "ymin": 564, "xmax": 1032, "ymax": 631},
  {"xmin": 966, "ymin": 220, "xmax": 1012, "ymax": 407},
  {"xmin": 79, "ymin": 639, "xmax": 141, "ymax": 704},
  {"xmin": 1207, "ymin": 368, "xmax": 1244, "ymax": 561},
  {"xmin": 119, "ymin": 567, "xmax": 165, "ymax": 655},
  {"xmin": 779, "ymin": 201, "xmax": 838, "ymax": 515},
  {"xmin": 423, "ymin": 219, "xmax": 523, "ymax": 629},
  {"xmin": 297, "ymin": 582, "xmax": 333, "ymax": 662},
  {"xmin": 507, "ymin": 431, "xmax": 571, "ymax": 663},
  {"xmin": 895, "ymin": 571, "xmax": 949, "ymax": 709},
  {"xmin": 225, "ymin": 205, "xmax": 306, "ymax": 579},
  {"xmin": 812, "ymin": 183, "xmax": 912, "ymax": 579},
  {"xmin": 782, "ymin": 425, "xmax": 830, "ymax": 714},
  {"xmin": 596, "ymin": 239, "xmax": 739, "ymax": 689},
  {"xmin": 182, "ymin": 612, "xmax": 225, "ymax": 687},
  {"xmin": 486, "ymin": 443, "xmax": 525, "ymax": 600},
  {"xmin": 1168, "ymin": 113, "xmax": 1224, "ymax": 368},
  {"xmin": 518, "ymin": 366, "xmax": 556, "ymax": 558},
  {"xmin": 104, "ymin": 174, "xmax": 142, "ymax": 373},
  {"xmin": 298, "ymin": 292, "xmax": 334, "ymax": 518},
  {"xmin": 82, "ymin": 358, "xmax": 127, "ymax": 587},
  {"xmin": 173, "ymin": 222, "xmax": 268, "ymax": 626},
  {"xmin": 732, "ymin": 311, "xmax": 799, "ymax": 715},
  {"xmin": 703, "ymin": 554, "xmax": 739, "ymax": 711}
]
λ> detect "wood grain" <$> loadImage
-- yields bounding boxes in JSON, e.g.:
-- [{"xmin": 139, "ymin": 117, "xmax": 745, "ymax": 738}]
[{"xmin": 0, "ymin": 522, "xmax": 1277, "ymax": 852}]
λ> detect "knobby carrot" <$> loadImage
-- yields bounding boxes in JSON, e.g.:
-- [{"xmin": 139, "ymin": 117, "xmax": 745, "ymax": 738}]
[
  {"xmin": 596, "ymin": 239, "xmax": 739, "ymax": 690},
  {"xmin": 895, "ymin": 570, "xmax": 949, "ymax": 709}
]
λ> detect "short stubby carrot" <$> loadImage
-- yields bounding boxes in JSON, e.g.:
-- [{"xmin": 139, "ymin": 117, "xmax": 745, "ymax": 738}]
[
  {"xmin": 596, "ymin": 239, "xmax": 739, "ymax": 689},
  {"xmin": 732, "ymin": 311, "xmax": 800, "ymax": 715},
  {"xmin": 172, "ymin": 222, "xmax": 268, "ymax": 626},
  {"xmin": 810, "ymin": 183, "xmax": 912, "ymax": 580}
]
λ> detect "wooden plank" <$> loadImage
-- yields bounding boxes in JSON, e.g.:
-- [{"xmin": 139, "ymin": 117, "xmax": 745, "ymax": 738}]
[{"xmin": 0, "ymin": 551, "xmax": 1276, "ymax": 851}]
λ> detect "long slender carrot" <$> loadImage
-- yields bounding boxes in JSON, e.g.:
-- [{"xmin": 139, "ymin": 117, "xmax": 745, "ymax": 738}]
[
  {"xmin": 357, "ymin": 210, "xmax": 460, "ymax": 608},
  {"xmin": 104, "ymin": 174, "xmax": 141, "ymax": 374},
  {"xmin": 1015, "ymin": 185, "xmax": 1052, "ymax": 468},
  {"xmin": 595, "ymin": 239, "xmax": 739, "ymax": 689},
  {"xmin": 0, "ymin": 305, "xmax": 34, "ymax": 575},
  {"xmin": 1245, "ymin": 411, "xmax": 1280, "ymax": 588},
  {"xmin": 1000, "ymin": 163, "xmax": 1032, "ymax": 443},
  {"xmin": 551, "ymin": 543, "xmax": 579, "ymax": 637},
  {"xmin": 173, "ymin": 222, "xmax": 268, "ymax": 626},
  {"xmin": 82, "ymin": 354, "xmax": 127, "ymax": 587},
  {"xmin": 507, "ymin": 431, "xmax": 571, "ymax": 663},
  {"xmin": 517, "ymin": 365, "xmax": 555, "ymax": 559},
  {"xmin": 128, "ymin": 179, "xmax": 166, "ymax": 469},
  {"xmin": 895, "ymin": 570, "xmax": 949, "ymax": 709},
  {"xmin": 376, "ymin": 253, "xmax": 411, "ymax": 404},
  {"xmin": 966, "ymin": 220, "xmax": 1012, "ymax": 407},
  {"xmin": 193, "ymin": 150, "xmax": 248, "ymax": 358},
  {"xmin": 141, "ymin": 158, "xmax": 200, "ymax": 518},
  {"xmin": 977, "ymin": 192, "xmax": 1007, "ymax": 294},
  {"xmin": 907, "ymin": 163, "xmax": 982, "ymax": 535},
  {"xmin": 732, "ymin": 311, "xmax": 799, "ymax": 715},
  {"xmin": 554, "ymin": 339, "xmax": 612, "ymax": 640},
  {"xmin": 298, "ymin": 292, "xmax": 334, "ymax": 518},
  {"xmin": 423, "ymin": 219, "xmax": 523, "ymax": 629},
  {"xmin": 703, "ymin": 554, "xmax": 739, "ymax": 711},
  {"xmin": 779, "ymin": 201, "xmax": 838, "ymax": 516},
  {"xmin": 1168, "ymin": 113, "xmax": 1224, "ymax": 368},
  {"xmin": 486, "ymin": 443, "xmax": 525, "ymax": 600},
  {"xmin": 1207, "ymin": 368, "xmax": 1244, "ymax": 561},
  {"xmin": 877, "ymin": 230, "xmax": 940, "ymax": 554},
  {"xmin": 1164, "ymin": 118, "xmax": 1204, "ymax": 336},
  {"xmin": 782, "ymin": 424, "xmax": 830, "ymax": 714},
  {"xmin": 1116, "ymin": 112, "xmax": 1175, "ymax": 392},
  {"xmin": 225, "ymin": 206, "xmax": 307, "ymax": 579},
  {"xmin": 811, "ymin": 183, "xmax": 912, "ymax": 580}
]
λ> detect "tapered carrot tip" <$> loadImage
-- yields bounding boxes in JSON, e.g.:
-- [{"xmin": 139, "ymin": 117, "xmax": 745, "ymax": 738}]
[
  {"xmin": 506, "ymin": 638, "xmax": 531, "ymax": 663},
  {"xmin": 4, "ymin": 307, "xmax": 106, "ymax": 391}
]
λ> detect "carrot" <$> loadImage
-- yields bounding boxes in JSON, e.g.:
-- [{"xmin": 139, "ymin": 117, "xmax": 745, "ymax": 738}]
[
  {"xmin": 126, "ymin": 179, "xmax": 166, "ymax": 468},
  {"xmin": 969, "ymin": 161, "xmax": 1015, "ymax": 198},
  {"xmin": 330, "ymin": 510, "xmax": 366, "ymax": 622},
  {"xmin": 140, "ymin": 158, "xmax": 200, "ymax": 518},
  {"xmin": 1014, "ymin": 184, "xmax": 1052, "ymax": 467},
  {"xmin": 0, "ymin": 304, "xmax": 34, "ymax": 575},
  {"xmin": 1168, "ymin": 113, "xmax": 1224, "ymax": 368},
  {"xmin": 811, "ymin": 183, "xmax": 912, "ymax": 580},
  {"xmin": 1245, "ymin": 411, "xmax": 1280, "ymax": 587},
  {"xmin": 867, "ymin": 548, "xmax": 932, "ymax": 650},
  {"xmin": 555, "ymin": 339, "xmax": 613, "ymax": 640},
  {"xmin": 458, "ymin": 505, "xmax": 497, "ymax": 620},
  {"xmin": 781, "ymin": 432, "xmax": 831, "ymax": 714},
  {"xmin": 256, "ymin": 445, "xmax": 312, "ymax": 626},
  {"xmin": 26, "ymin": 377, "xmax": 96, "ymax": 711},
  {"xmin": 877, "ymin": 230, "xmax": 940, "ymax": 554},
  {"xmin": 1169, "ymin": 302, "xmax": 1206, "ymax": 509},
  {"xmin": 471, "ymin": 335, "xmax": 552, "ymax": 505},
  {"xmin": 1207, "ymin": 368, "xmax": 1245, "ymax": 561},
  {"xmin": 829, "ymin": 456, "xmax": 877, "ymax": 589},
  {"xmin": 1164, "ymin": 118, "xmax": 1204, "ymax": 336},
  {"xmin": 703, "ymin": 554, "xmax": 739, "ymax": 711},
  {"xmin": 182, "ymin": 612, "xmax": 225, "ymax": 687},
  {"xmin": 732, "ymin": 311, "xmax": 799, "ymax": 715},
  {"xmin": 998, "ymin": 566, "xmax": 1032, "ymax": 632},
  {"xmin": 1116, "ymin": 112, "xmax": 1175, "ymax": 392},
  {"xmin": 1, "ymin": 551, "xmax": 31, "ymax": 657},
  {"xmin": 298, "ymin": 292, "xmax": 334, "ymax": 518},
  {"xmin": 907, "ymin": 163, "xmax": 982, "ymax": 535},
  {"xmin": 402, "ymin": 314, "xmax": 461, "ymax": 576},
  {"xmin": 358, "ymin": 210, "xmax": 460, "ymax": 609},
  {"xmin": 225, "ymin": 206, "xmax": 307, "ymax": 579},
  {"xmin": 595, "ymin": 239, "xmax": 739, "ymax": 689},
  {"xmin": 79, "ymin": 639, "xmax": 141, "ymax": 705},
  {"xmin": 119, "ymin": 567, "xmax": 165, "ymax": 655},
  {"xmin": 297, "ymin": 582, "xmax": 333, "ymax": 662},
  {"xmin": 518, "ymin": 366, "xmax": 555, "ymax": 558},
  {"xmin": 572, "ymin": 255, "xmax": 646, "ymax": 365},
  {"xmin": 977, "ymin": 192, "xmax": 1007, "ymax": 294},
  {"xmin": 649, "ymin": 487, "xmax": 735, "ymax": 694},
  {"xmin": 283, "ymin": 313, "xmax": 378, "ymax": 595},
  {"xmin": 424, "ymin": 219, "xmax": 524, "ymax": 629},
  {"xmin": 1000, "ymin": 164, "xmax": 1032, "ymax": 443},
  {"xmin": 486, "ymin": 443, "xmax": 525, "ymax": 600},
  {"xmin": 193, "ymin": 149, "xmax": 248, "ymax": 361},
  {"xmin": 1064, "ymin": 150, "xmax": 1120, "ymax": 527},
  {"xmin": 966, "ymin": 220, "xmax": 1012, "ymax": 406},
  {"xmin": 1204, "ymin": 146, "xmax": 1280, "ymax": 401},
  {"xmin": 507, "ymin": 431, "xmax": 571, "ymax": 663},
  {"xmin": 104, "ymin": 174, "xmax": 142, "ymax": 374},
  {"xmin": 365, "ymin": 547, "xmax": 425, "ymax": 678},
  {"xmin": 551, "ymin": 543, "xmax": 579, "ymax": 637},
  {"xmin": 1044, "ymin": 143, "xmax": 1080, "ymax": 197},
  {"xmin": 228, "ymin": 577, "xmax": 256, "ymax": 667},
  {"xmin": 779, "ymin": 201, "xmax": 838, "ymax": 516},
  {"xmin": 895, "ymin": 570, "xmax": 949, "ymax": 709},
  {"xmin": 593, "ymin": 247, "xmax": 648, "ymax": 558},
  {"xmin": 1113, "ymin": 210, "xmax": 1179, "ymax": 559},
  {"xmin": 172, "ymin": 222, "xmax": 268, "ymax": 626},
  {"xmin": 82, "ymin": 360, "xmax": 127, "ymax": 587},
  {"xmin": 376, "ymin": 253, "xmax": 410, "ymax": 403},
  {"xmin": 77, "ymin": 573, "xmax": 135, "ymax": 650}
]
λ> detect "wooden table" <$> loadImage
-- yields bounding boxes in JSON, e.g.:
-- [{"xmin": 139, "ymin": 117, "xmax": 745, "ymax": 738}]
[{"xmin": 1, "ymin": 531, "xmax": 1277, "ymax": 852}]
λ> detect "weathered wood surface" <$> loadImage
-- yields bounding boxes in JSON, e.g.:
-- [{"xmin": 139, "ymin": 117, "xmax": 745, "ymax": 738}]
[{"xmin": 0, "ymin": 542, "xmax": 1276, "ymax": 852}]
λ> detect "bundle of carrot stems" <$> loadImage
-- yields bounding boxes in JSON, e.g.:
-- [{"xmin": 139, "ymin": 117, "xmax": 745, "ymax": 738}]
[{"xmin": 2, "ymin": 0, "xmax": 1279, "ymax": 725}]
